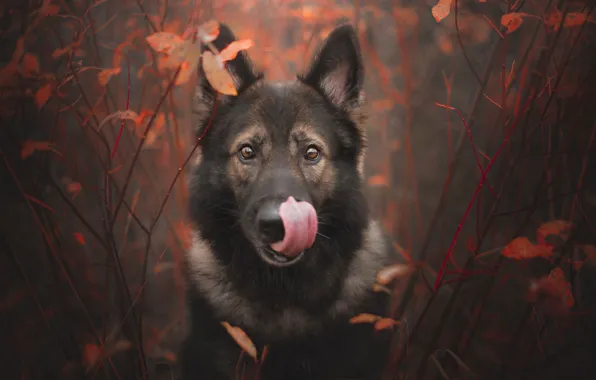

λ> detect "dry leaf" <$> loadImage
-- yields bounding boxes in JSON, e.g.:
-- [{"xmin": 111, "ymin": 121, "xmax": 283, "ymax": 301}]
[
  {"xmin": 146, "ymin": 32, "xmax": 184, "ymax": 55},
  {"xmin": 432, "ymin": 0, "xmax": 452, "ymax": 23},
  {"xmin": 35, "ymin": 83, "xmax": 53, "ymax": 109},
  {"xmin": 374, "ymin": 318, "xmax": 400, "ymax": 331},
  {"xmin": 21, "ymin": 140, "xmax": 61, "ymax": 159},
  {"xmin": 501, "ymin": 12, "xmax": 526, "ymax": 34},
  {"xmin": 536, "ymin": 220, "xmax": 571, "ymax": 245},
  {"xmin": 368, "ymin": 175, "xmax": 389, "ymax": 187},
  {"xmin": 98, "ymin": 110, "xmax": 139, "ymax": 131},
  {"xmin": 166, "ymin": 40, "xmax": 202, "ymax": 85},
  {"xmin": 528, "ymin": 267, "xmax": 574, "ymax": 315},
  {"xmin": 372, "ymin": 283, "xmax": 392, "ymax": 295},
  {"xmin": 82, "ymin": 343, "xmax": 101, "ymax": 371},
  {"xmin": 198, "ymin": 20, "xmax": 220, "ymax": 43},
  {"xmin": 502, "ymin": 237, "xmax": 553, "ymax": 260},
  {"xmin": 21, "ymin": 53, "xmax": 40, "ymax": 76},
  {"xmin": 219, "ymin": 39, "xmax": 254, "ymax": 63},
  {"xmin": 349, "ymin": 313, "xmax": 382, "ymax": 324},
  {"xmin": 73, "ymin": 232, "xmax": 85, "ymax": 245},
  {"xmin": 220, "ymin": 321, "xmax": 257, "ymax": 361},
  {"xmin": 376, "ymin": 264, "xmax": 412, "ymax": 285},
  {"xmin": 98, "ymin": 67, "xmax": 121, "ymax": 86},
  {"xmin": 40, "ymin": 0, "xmax": 60, "ymax": 16},
  {"xmin": 66, "ymin": 181, "xmax": 82, "ymax": 199},
  {"xmin": 202, "ymin": 51, "xmax": 237, "ymax": 96}
]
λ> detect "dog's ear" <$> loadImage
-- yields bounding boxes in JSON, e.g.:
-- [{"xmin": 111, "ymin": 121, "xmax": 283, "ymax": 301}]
[
  {"xmin": 301, "ymin": 24, "xmax": 364, "ymax": 110},
  {"xmin": 192, "ymin": 23, "xmax": 261, "ymax": 134}
]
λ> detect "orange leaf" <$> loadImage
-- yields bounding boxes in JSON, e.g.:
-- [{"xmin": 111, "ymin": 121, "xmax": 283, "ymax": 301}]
[
  {"xmin": 376, "ymin": 264, "xmax": 412, "ymax": 285},
  {"xmin": 41, "ymin": 0, "xmax": 60, "ymax": 16},
  {"xmin": 202, "ymin": 51, "xmax": 237, "ymax": 96},
  {"xmin": 502, "ymin": 237, "xmax": 553, "ymax": 260},
  {"xmin": 500, "ymin": 12, "xmax": 526, "ymax": 34},
  {"xmin": 73, "ymin": 232, "xmax": 85, "ymax": 245},
  {"xmin": 66, "ymin": 182, "xmax": 81, "ymax": 199},
  {"xmin": 21, "ymin": 140, "xmax": 61, "ymax": 159},
  {"xmin": 563, "ymin": 12, "xmax": 589, "ymax": 28},
  {"xmin": 97, "ymin": 68, "xmax": 121, "ymax": 86},
  {"xmin": 219, "ymin": 39, "xmax": 254, "ymax": 63},
  {"xmin": 431, "ymin": 0, "xmax": 452, "ymax": 23},
  {"xmin": 146, "ymin": 32, "xmax": 184, "ymax": 55},
  {"xmin": 374, "ymin": 318, "xmax": 400, "ymax": 331},
  {"xmin": 21, "ymin": 53, "xmax": 40, "ymax": 76},
  {"xmin": 536, "ymin": 220, "xmax": 571, "ymax": 245},
  {"xmin": 528, "ymin": 267, "xmax": 574, "ymax": 315},
  {"xmin": 197, "ymin": 20, "xmax": 220, "ymax": 43},
  {"xmin": 153, "ymin": 262, "xmax": 175, "ymax": 274},
  {"xmin": 372, "ymin": 283, "xmax": 392, "ymax": 295},
  {"xmin": 220, "ymin": 321, "xmax": 257, "ymax": 361},
  {"xmin": 367, "ymin": 175, "xmax": 388, "ymax": 187},
  {"xmin": 35, "ymin": 83, "xmax": 53, "ymax": 109},
  {"xmin": 371, "ymin": 99, "xmax": 394, "ymax": 111},
  {"xmin": 349, "ymin": 313, "xmax": 382, "ymax": 324},
  {"xmin": 166, "ymin": 41, "xmax": 202, "ymax": 85}
]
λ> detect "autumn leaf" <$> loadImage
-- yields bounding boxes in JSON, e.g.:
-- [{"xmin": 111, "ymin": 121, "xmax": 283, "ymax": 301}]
[
  {"xmin": 349, "ymin": 313, "xmax": 382, "ymax": 324},
  {"xmin": 432, "ymin": 0, "xmax": 452, "ymax": 23},
  {"xmin": 220, "ymin": 321, "xmax": 257, "ymax": 361},
  {"xmin": 501, "ymin": 12, "xmax": 526, "ymax": 34},
  {"xmin": 97, "ymin": 110, "xmax": 139, "ymax": 131},
  {"xmin": 376, "ymin": 264, "xmax": 412, "ymax": 285},
  {"xmin": 97, "ymin": 68, "xmax": 121, "ymax": 86},
  {"xmin": 40, "ymin": 0, "xmax": 60, "ymax": 16},
  {"xmin": 372, "ymin": 283, "xmax": 392, "ymax": 295},
  {"xmin": 219, "ymin": 39, "xmax": 254, "ymax": 63},
  {"xmin": 528, "ymin": 267, "xmax": 574, "ymax": 315},
  {"xmin": 167, "ymin": 41, "xmax": 202, "ymax": 85},
  {"xmin": 374, "ymin": 318, "xmax": 400, "ymax": 331},
  {"xmin": 82, "ymin": 344, "xmax": 101, "ymax": 371},
  {"xmin": 73, "ymin": 232, "xmax": 86, "ymax": 245},
  {"xmin": 202, "ymin": 51, "xmax": 238, "ymax": 96},
  {"xmin": 197, "ymin": 20, "xmax": 220, "ymax": 43},
  {"xmin": 501, "ymin": 237, "xmax": 553, "ymax": 260},
  {"xmin": 536, "ymin": 220, "xmax": 571, "ymax": 245},
  {"xmin": 146, "ymin": 32, "xmax": 184, "ymax": 55},
  {"xmin": 21, "ymin": 140, "xmax": 61, "ymax": 159},
  {"xmin": 35, "ymin": 83, "xmax": 53, "ymax": 109},
  {"xmin": 21, "ymin": 53, "xmax": 40, "ymax": 77},
  {"xmin": 66, "ymin": 181, "xmax": 82, "ymax": 199},
  {"xmin": 154, "ymin": 262, "xmax": 175, "ymax": 274},
  {"xmin": 82, "ymin": 340, "xmax": 132, "ymax": 372},
  {"xmin": 368, "ymin": 175, "xmax": 389, "ymax": 187}
]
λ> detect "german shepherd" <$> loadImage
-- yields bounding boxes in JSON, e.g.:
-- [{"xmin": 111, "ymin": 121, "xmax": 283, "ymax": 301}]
[{"xmin": 182, "ymin": 22, "xmax": 399, "ymax": 380}]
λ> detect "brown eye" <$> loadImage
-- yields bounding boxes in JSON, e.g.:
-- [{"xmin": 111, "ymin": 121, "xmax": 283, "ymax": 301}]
[
  {"xmin": 304, "ymin": 146, "xmax": 321, "ymax": 162},
  {"xmin": 239, "ymin": 144, "xmax": 256, "ymax": 161}
]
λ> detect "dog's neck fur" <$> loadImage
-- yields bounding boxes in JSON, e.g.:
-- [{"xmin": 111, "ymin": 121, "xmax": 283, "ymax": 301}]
[{"xmin": 187, "ymin": 220, "xmax": 390, "ymax": 342}]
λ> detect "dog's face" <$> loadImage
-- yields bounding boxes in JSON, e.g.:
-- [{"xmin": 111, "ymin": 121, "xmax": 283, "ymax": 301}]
[{"xmin": 190, "ymin": 24, "xmax": 368, "ymax": 270}]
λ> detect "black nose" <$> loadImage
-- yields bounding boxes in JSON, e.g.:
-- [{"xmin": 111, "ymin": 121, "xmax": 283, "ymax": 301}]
[{"xmin": 256, "ymin": 203, "xmax": 285, "ymax": 243}]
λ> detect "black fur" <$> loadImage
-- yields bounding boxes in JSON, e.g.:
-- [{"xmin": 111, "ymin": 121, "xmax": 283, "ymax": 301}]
[{"xmin": 182, "ymin": 23, "xmax": 396, "ymax": 380}]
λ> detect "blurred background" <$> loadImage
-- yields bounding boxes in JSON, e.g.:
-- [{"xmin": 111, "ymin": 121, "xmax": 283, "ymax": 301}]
[{"xmin": 1, "ymin": 0, "xmax": 596, "ymax": 379}]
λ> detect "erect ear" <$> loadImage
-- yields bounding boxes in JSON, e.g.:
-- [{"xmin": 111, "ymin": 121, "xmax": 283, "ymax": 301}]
[
  {"xmin": 300, "ymin": 24, "xmax": 364, "ymax": 110},
  {"xmin": 192, "ymin": 23, "xmax": 262, "ymax": 134}
]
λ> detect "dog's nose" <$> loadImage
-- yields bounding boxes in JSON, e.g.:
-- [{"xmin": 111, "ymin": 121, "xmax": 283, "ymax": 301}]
[{"xmin": 256, "ymin": 203, "xmax": 285, "ymax": 243}]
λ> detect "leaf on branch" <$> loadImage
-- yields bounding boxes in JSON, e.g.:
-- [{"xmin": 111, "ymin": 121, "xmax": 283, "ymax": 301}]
[
  {"xmin": 376, "ymin": 264, "xmax": 412, "ymax": 285},
  {"xmin": 220, "ymin": 321, "xmax": 257, "ymax": 361},
  {"xmin": 21, "ymin": 53, "xmax": 40, "ymax": 77},
  {"xmin": 97, "ymin": 110, "xmax": 139, "ymax": 131},
  {"xmin": 349, "ymin": 313, "xmax": 382, "ymax": 324},
  {"xmin": 219, "ymin": 39, "xmax": 254, "ymax": 63},
  {"xmin": 501, "ymin": 237, "xmax": 553, "ymax": 260},
  {"xmin": 82, "ymin": 339, "xmax": 132, "ymax": 372},
  {"xmin": 167, "ymin": 40, "xmax": 202, "ymax": 85},
  {"xmin": 197, "ymin": 20, "xmax": 220, "ymax": 43},
  {"xmin": 374, "ymin": 318, "xmax": 401, "ymax": 331},
  {"xmin": 367, "ymin": 174, "xmax": 389, "ymax": 187},
  {"xmin": 431, "ymin": 0, "xmax": 452, "ymax": 23},
  {"xmin": 40, "ymin": 0, "xmax": 60, "ymax": 17},
  {"xmin": 536, "ymin": 220, "xmax": 571, "ymax": 246},
  {"xmin": 35, "ymin": 83, "xmax": 53, "ymax": 109},
  {"xmin": 146, "ymin": 32, "xmax": 184, "ymax": 55},
  {"xmin": 202, "ymin": 51, "xmax": 238, "ymax": 95},
  {"xmin": 528, "ymin": 267, "xmax": 574, "ymax": 315},
  {"xmin": 97, "ymin": 67, "xmax": 121, "ymax": 87},
  {"xmin": 21, "ymin": 140, "xmax": 61, "ymax": 159},
  {"xmin": 501, "ymin": 12, "xmax": 526, "ymax": 34}
]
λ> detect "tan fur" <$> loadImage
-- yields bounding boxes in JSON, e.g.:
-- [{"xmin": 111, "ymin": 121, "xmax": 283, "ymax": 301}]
[{"xmin": 187, "ymin": 220, "xmax": 390, "ymax": 341}]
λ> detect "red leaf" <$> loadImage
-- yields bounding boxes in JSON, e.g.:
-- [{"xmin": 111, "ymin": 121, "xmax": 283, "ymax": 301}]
[
  {"xmin": 374, "ymin": 318, "xmax": 400, "ymax": 331},
  {"xmin": 73, "ymin": 232, "xmax": 85, "ymax": 245},
  {"xmin": 431, "ymin": 0, "xmax": 452, "ymax": 23},
  {"xmin": 21, "ymin": 53, "xmax": 40, "ymax": 76},
  {"xmin": 528, "ymin": 267, "xmax": 574, "ymax": 315},
  {"xmin": 35, "ymin": 83, "xmax": 53, "ymax": 109},
  {"xmin": 536, "ymin": 220, "xmax": 571, "ymax": 245},
  {"xmin": 146, "ymin": 32, "xmax": 184, "ymax": 55},
  {"xmin": 219, "ymin": 39, "xmax": 254, "ymax": 63},
  {"xmin": 500, "ymin": 12, "xmax": 526, "ymax": 34},
  {"xmin": 502, "ymin": 237, "xmax": 553, "ymax": 260}
]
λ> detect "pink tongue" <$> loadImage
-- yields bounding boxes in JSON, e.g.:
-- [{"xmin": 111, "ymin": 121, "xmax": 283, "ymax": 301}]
[{"xmin": 270, "ymin": 196, "xmax": 318, "ymax": 257}]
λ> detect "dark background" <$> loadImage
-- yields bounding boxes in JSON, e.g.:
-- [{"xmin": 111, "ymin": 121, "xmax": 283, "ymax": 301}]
[{"xmin": 1, "ymin": 0, "xmax": 596, "ymax": 379}]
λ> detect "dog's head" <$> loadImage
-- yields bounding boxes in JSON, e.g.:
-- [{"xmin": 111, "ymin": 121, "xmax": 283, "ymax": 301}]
[{"xmin": 189, "ymin": 23, "xmax": 368, "ymax": 269}]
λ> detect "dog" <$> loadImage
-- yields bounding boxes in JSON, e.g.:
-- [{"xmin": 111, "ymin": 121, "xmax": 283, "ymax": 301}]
[{"xmin": 181, "ymin": 22, "xmax": 400, "ymax": 380}]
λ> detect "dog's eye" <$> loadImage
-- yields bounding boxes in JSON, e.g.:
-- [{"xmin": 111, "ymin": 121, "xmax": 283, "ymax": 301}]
[
  {"xmin": 304, "ymin": 146, "xmax": 321, "ymax": 162},
  {"xmin": 238, "ymin": 144, "xmax": 256, "ymax": 161}
]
